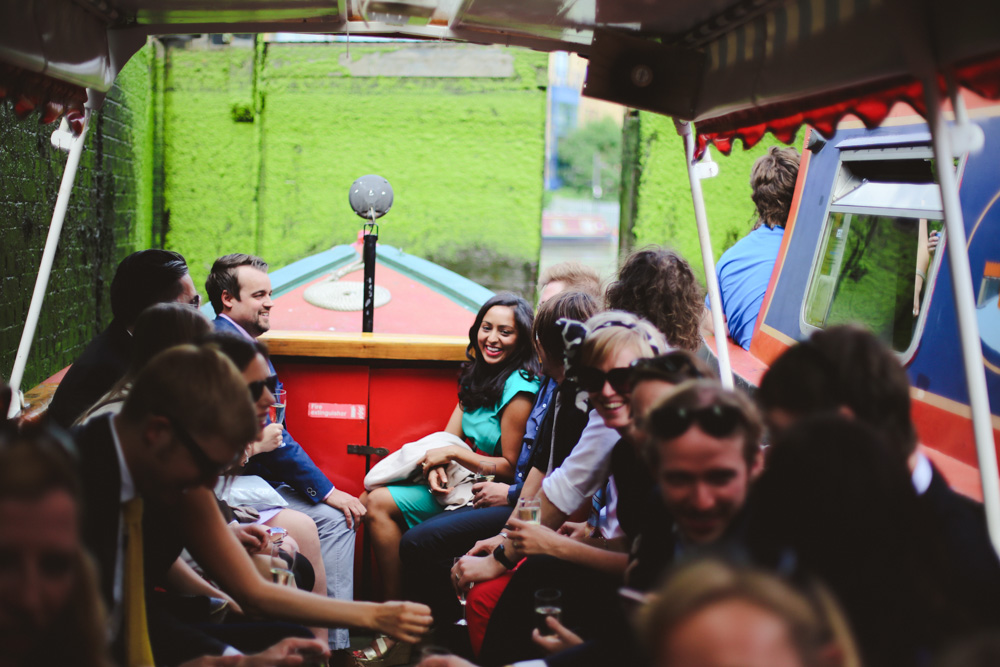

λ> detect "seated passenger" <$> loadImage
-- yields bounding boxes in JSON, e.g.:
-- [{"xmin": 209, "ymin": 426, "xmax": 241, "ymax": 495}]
[
  {"xmin": 703, "ymin": 146, "xmax": 800, "ymax": 351},
  {"xmin": 206, "ymin": 253, "xmax": 364, "ymax": 653},
  {"xmin": 536, "ymin": 261, "xmax": 603, "ymax": 305},
  {"xmin": 399, "ymin": 290, "xmax": 598, "ymax": 627},
  {"xmin": 70, "ymin": 345, "xmax": 431, "ymax": 665},
  {"xmin": 48, "ymin": 249, "xmax": 200, "ymax": 427},
  {"xmin": 359, "ymin": 293, "xmax": 540, "ymax": 665},
  {"xmin": 537, "ymin": 247, "xmax": 704, "ymax": 540}
]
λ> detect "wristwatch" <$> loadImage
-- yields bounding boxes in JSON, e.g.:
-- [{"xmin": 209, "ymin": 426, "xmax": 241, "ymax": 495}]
[{"xmin": 493, "ymin": 543, "xmax": 516, "ymax": 570}]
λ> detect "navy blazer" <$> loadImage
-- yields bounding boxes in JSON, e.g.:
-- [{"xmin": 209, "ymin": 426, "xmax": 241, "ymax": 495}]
[
  {"xmin": 49, "ymin": 319, "xmax": 132, "ymax": 427},
  {"xmin": 214, "ymin": 316, "xmax": 334, "ymax": 503}
]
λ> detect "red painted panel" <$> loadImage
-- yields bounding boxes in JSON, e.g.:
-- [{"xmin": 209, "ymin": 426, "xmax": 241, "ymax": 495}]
[
  {"xmin": 272, "ymin": 360, "xmax": 371, "ymax": 498},
  {"xmin": 368, "ymin": 366, "xmax": 463, "ymax": 459}
]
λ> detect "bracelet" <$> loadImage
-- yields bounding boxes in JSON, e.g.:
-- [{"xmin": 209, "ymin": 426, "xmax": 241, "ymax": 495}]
[
  {"xmin": 493, "ymin": 543, "xmax": 516, "ymax": 570},
  {"xmin": 916, "ymin": 268, "xmax": 927, "ymax": 281}
]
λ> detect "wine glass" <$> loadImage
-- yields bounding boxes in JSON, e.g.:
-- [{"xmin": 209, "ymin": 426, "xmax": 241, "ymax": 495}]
[
  {"xmin": 534, "ymin": 589, "xmax": 562, "ymax": 636},
  {"xmin": 453, "ymin": 557, "xmax": 470, "ymax": 626},
  {"xmin": 515, "ymin": 497, "xmax": 541, "ymax": 525}
]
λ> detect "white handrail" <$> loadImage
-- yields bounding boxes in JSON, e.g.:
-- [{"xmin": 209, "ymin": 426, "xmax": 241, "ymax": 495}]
[
  {"xmin": 923, "ymin": 84, "xmax": 1000, "ymax": 558},
  {"xmin": 6, "ymin": 110, "xmax": 92, "ymax": 419},
  {"xmin": 675, "ymin": 119, "xmax": 734, "ymax": 389}
]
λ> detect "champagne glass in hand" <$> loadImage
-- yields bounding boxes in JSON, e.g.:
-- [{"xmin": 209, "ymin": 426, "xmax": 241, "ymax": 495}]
[
  {"xmin": 269, "ymin": 388, "xmax": 287, "ymax": 425},
  {"xmin": 474, "ymin": 461, "xmax": 496, "ymax": 484},
  {"xmin": 453, "ymin": 557, "xmax": 470, "ymax": 626}
]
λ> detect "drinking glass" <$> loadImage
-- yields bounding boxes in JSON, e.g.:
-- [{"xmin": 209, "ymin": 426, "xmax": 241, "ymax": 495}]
[
  {"xmin": 515, "ymin": 497, "xmax": 541, "ymax": 525},
  {"xmin": 534, "ymin": 588, "xmax": 562, "ymax": 636},
  {"xmin": 453, "ymin": 557, "xmax": 469, "ymax": 626},
  {"xmin": 268, "ymin": 526, "xmax": 293, "ymax": 586},
  {"xmin": 474, "ymin": 461, "xmax": 496, "ymax": 484},
  {"xmin": 269, "ymin": 388, "xmax": 287, "ymax": 425}
]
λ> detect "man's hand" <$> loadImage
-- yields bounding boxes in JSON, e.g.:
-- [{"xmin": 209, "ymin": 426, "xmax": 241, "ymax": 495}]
[
  {"xmin": 557, "ymin": 521, "xmax": 590, "ymax": 541},
  {"xmin": 231, "ymin": 523, "xmax": 270, "ymax": 555},
  {"xmin": 372, "ymin": 601, "xmax": 433, "ymax": 643},
  {"xmin": 177, "ymin": 638, "xmax": 329, "ymax": 667},
  {"xmin": 531, "ymin": 617, "xmax": 583, "ymax": 655},
  {"xmin": 507, "ymin": 518, "xmax": 565, "ymax": 558},
  {"xmin": 250, "ymin": 423, "xmax": 284, "ymax": 457},
  {"xmin": 472, "ymin": 481, "xmax": 510, "ymax": 508},
  {"xmin": 467, "ymin": 534, "xmax": 504, "ymax": 557},
  {"xmin": 324, "ymin": 489, "xmax": 366, "ymax": 529},
  {"xmin": 453, "ymin": 554, "xmax": 505, "ymax": 590}
]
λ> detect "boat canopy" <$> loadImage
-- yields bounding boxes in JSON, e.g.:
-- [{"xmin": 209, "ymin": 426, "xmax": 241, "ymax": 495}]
[{"xmin": 2, "ymin": 0, "xmax": 1000, "ymax": 153}]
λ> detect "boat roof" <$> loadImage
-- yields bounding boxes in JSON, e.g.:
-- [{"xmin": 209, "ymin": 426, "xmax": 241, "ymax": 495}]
[{"xmin": 3, "ymin": 0, "xmax": 1000, "ymax": 154}]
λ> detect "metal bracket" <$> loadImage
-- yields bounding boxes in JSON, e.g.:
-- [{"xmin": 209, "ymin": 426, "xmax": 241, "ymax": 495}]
[{"xmin": 347, "ymin": 444, "xmax": 388, "ymax": 457}]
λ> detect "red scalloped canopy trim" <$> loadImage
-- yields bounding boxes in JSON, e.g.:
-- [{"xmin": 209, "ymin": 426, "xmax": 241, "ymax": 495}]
[
  {"xmin": 695, "ymin": 53, "xmax": 1000, "ymax": 158},
  {"xmin": 0, "ymin": 63, "xmax": 87, "ymax": 131}
]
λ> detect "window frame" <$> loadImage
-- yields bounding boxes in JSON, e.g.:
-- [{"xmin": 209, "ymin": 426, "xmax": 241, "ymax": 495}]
[{"xmin": 798, "ymin": 138, "xmax": 962, "ymax": 364}]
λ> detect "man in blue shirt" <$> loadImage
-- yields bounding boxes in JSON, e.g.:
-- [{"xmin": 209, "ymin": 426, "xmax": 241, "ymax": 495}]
[{"xmin": 705, "ymin": 146, "xmax": 800, "ymax": 350}]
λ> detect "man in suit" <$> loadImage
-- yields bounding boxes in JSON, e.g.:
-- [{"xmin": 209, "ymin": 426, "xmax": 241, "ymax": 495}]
[
  {"xmin": 70, "ymin": 344, "xmax": 329, "ymax": 665},
  {"xmin": 758, "ymin": 324, "xmax": 1000, "ymax": 626},
  {"xmin": 206, "ymin": 253, "xmax": 364, "ymax": 651},
  {"xmin": 48, "ymin": 249, "xmax": 201, "ymax": 427}
]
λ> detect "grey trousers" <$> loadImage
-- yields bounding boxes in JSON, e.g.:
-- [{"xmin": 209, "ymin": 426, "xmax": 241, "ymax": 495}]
[{"xmin": 276, "ymin": 485, "xmax": 356, "ymax": 650}]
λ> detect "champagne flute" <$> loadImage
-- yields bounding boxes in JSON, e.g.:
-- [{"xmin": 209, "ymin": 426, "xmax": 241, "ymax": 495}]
[
  {"xmin": 269, "ymin": 388, "xmax": 287, "ymax": 425},
  {"xmin": 268, "ymin": 526, "xmax": 293, "ymax": 586},
  {"xmin": 474, "ymin": 461, "xmax": 496, "ymax": 484},
  {"xmin": 453, "ymin": 557, "xmax": 470, "ymax": 626},
  {"xmin": 515, "ymin": 497, "xmax": 541, "ymax": 525}
]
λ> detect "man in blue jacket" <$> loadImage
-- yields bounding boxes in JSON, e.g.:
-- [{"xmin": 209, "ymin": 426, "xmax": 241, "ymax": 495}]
[{"xmin": 206, "ymin": 253, "xmax": 365, "ymax": 651}]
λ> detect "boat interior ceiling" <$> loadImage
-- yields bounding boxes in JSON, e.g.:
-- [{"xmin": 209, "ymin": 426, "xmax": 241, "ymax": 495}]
[{"xmin": 3, "ymin": 0, "xmax": 1000, "ymax": 152}]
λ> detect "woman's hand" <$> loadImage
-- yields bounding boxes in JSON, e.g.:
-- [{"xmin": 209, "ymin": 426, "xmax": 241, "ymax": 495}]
[
  {"xmin": 421, "ymin": 445, "xmax": 457, "ymax": 471},
  {"xmin": 531, "ymin": 617, "xmax": 584, "ymax": 654},
  {"xmin": 472, "ymin": 481, "xmax": 510, "ymax": 508},
  {"xmin": 427, "ymin": 467, "xmax": 449, "ymax": 494},
  {"xmin": 506, "ymin": 518, "xmax": 566, "ymax": 557},
  {"xmin": 372, "ymin": 601, "xmax": 433, "ymax": 644},
  {"xmin": 249, "ymin": 423, "xmax": 284, "ymax": 459}
]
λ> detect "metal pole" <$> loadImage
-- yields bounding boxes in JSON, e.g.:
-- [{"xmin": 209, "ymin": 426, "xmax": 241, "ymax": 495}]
[
  {"xmin": 362, "ymin": 221, "xmax": 378, "ymax": 333},
  {"xmin": 7, "ymin": 110, "xmax": 92, "ymax": 418},
  {"xmin": 923, "ymin": 82, "xmax": 1000, "ymax": 557},
  {"xmin": 675, "ymin": 119, "xmax": 734, "ymax": 389}
]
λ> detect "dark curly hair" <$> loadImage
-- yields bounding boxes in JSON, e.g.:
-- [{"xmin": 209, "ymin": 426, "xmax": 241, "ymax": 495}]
[
  {"xmin": 605, "ymin": 247, "xmax": 703, "ymax": 351},
  {"xmin": 458, "ymin": 293, "xmax": 540, "ymax": 411}
]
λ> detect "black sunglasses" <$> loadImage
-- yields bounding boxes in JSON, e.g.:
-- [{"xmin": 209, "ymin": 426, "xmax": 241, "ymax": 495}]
[
  {"xmin": 248, "ymin": 374, "xmax": 278, "ymax": 402},
  {"xmin": 648, "ymin": 403, "xmax": 745, "ymax": 440},
  {"xmin": 165, "ymin": 417, "xmax": 236, "ymax": 483},
  {"xmin": 576, "ymin": 365, "xmax": 633, "ymax": 395}
]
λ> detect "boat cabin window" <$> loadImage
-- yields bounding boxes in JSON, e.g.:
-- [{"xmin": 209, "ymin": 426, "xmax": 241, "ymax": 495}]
[{"xmin": 802, "ymin": 141, "xmax": 948, "ymax": 354}]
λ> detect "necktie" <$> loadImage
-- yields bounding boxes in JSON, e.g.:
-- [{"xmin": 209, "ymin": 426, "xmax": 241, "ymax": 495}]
[{"xmin": 123, "ymin": 498, "xmax": 155, "ymax": 666}]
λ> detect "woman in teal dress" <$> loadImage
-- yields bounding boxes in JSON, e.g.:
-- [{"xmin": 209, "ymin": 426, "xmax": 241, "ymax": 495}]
[{"xmin": 362, "ymin": 293, "xmax": 541, "ymax": 617}]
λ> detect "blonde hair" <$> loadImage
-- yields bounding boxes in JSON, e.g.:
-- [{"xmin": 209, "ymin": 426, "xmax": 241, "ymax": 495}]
[
  {"xmin": 639, "ymin": 560, "xmax": 860, "ymax": 667},
  {"xmin": 578, "ymin": 310, "xmax": 669, "ymax": 369}
]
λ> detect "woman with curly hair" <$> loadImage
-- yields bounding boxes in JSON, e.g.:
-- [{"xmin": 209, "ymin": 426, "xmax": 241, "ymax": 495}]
[
  {"xmin": 362, "ymin": 293, "xmax": 541, "ymax": 614},
  {"xmin": 605, "ymin": 246, "xmax": 704, "ymax": 351}
]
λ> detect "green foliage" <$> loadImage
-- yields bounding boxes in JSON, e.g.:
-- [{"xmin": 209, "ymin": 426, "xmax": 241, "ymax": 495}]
[
  {"xmin": 556, "ymin": 117, "xmax": 621, "ymax": 196},
  {"xmin": 162, "ymin": 42, "xmax": 548, "ymax": 295},
  {"xmin": 630, "ymin": 112, "xmax": 800, "ymax": 285}
]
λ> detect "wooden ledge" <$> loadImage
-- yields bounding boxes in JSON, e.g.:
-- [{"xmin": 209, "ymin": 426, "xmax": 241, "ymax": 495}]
[{"xmin": 260, "ymin": 331, "xmax": 470, "ymax": 362}]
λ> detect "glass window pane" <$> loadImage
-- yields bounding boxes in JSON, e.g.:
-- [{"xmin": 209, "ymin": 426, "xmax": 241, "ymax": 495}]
[{"xmin": 804, "ymin": 214, "xmax": 942, "ymax": 352}]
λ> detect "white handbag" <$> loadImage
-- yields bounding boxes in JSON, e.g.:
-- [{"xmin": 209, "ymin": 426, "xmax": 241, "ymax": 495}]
[{"xmin": 364, "ymin": 431, "xmax": 476, "ymax": 510}]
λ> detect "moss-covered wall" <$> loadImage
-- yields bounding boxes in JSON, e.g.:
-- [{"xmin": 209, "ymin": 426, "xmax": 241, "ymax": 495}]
[
  {"xmin": 163, "ymin": 41, "xmax": 549, "ymax": 296},
  {"xmin": 0, "ymin": 44, "xmax": 156, "ymax": 390},
  {"xmin": 623, "ymin": 112, "xmax": 799, "ymax": 283}
]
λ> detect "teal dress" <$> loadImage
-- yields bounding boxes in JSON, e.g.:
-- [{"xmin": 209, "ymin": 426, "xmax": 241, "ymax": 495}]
[{"xmin": 388, "ymin": 370, "xmax": 540, "ymax": 528}]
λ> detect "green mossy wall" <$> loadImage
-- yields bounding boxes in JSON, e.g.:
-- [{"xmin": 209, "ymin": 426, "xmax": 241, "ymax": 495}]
[
  {"xmin": 624, "ymin": 112, "xmax": 800, "ymax": 283},
  {"xmin": 0, "ymin": 44, "xmax": 156, "ymax": 390},
  {"xmin": 163, "ymin": 42, "xmax": 548, "ymax": 297}
]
